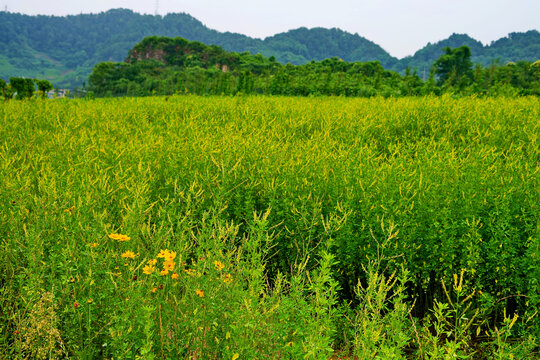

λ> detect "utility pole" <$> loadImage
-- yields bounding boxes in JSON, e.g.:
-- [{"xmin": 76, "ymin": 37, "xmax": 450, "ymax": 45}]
[{"xmin": 154, "ymin": 0, "xmax": 159, "ymax": 16}]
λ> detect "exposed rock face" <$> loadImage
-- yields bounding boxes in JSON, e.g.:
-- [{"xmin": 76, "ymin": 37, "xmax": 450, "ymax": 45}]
[{"xmin": 126, "ymin": 48, "xmax": 167, "ymax": 64}]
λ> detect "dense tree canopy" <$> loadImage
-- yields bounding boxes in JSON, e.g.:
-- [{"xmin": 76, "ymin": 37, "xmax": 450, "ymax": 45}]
[
  {"xmin": 9, "ymin": 77, "xmax": 35, "ymax": 99},
  {"xmin": 1, "ymin": 77, "xmax": 56, "ymax": 100},
  {"xmin": 35, "ymin": 79, "xmax": 53, "ymax": 97},
  {"xmin": 433, "ymin": 46, "xmax": 474, "ymax": 87},
  {"xmin": 88, "ymin": 38, "xmax": 540, "ymax": 98}
]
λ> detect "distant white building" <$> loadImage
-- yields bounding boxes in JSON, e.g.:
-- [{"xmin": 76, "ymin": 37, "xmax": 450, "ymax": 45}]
[{"xmin": 46, "ymin": 89, "xmax": 68, "ymax": 98}]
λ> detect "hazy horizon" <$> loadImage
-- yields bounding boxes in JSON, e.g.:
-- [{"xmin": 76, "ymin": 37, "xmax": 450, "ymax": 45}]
[{"xmin": 3, "ymin": 1, "xmax": 539, "ymax": 58}]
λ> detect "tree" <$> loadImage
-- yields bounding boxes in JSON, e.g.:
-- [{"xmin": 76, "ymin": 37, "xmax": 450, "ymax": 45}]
[
  {"xmin": 433, "ymin": 46, "xmax": 474, "ymax": 88},
  {"xmin": 0, "ymin": 78, "xmax": 6, "ymax": 98},
  {"xmin": 9, "ymin": 77, "xmax": 35, "ymax": 99},
  {"xmin": 35, "ymin": 79, "xmax": 53, "ymax": 98}
]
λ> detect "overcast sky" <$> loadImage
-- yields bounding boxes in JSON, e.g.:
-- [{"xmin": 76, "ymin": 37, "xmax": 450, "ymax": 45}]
[{"xmin": 3, "ymin": 1, "xmax": 539, "ymax": 58}]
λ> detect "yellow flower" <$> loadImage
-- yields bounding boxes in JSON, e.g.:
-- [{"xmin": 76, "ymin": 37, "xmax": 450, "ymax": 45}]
[
  {"xmin": 148, "ymin": 258, "xmax": 158, "ymax": 266},
  {"xmin": 214, "ymin": 260, "xmax": 225, "ymax": 271},
  {"xmin": 87, "ymin": 242, "xmax": 98, "ymax": 248},
  {"xmin": 121, "ymin": 250, "xmax": 137, "ymax": 259},
  {"xmin": 223, "ymin": 274, "xmax": 233, "ymax": 284},
  {"xmin": 157, "ymin": 249, "xmax": 169, "ymax": 258},
  {"xmin": 151, "ymin": 287, "xmax": 158, "ymax": 293},
  {"xmin": 87, "ymin": 298, "xmax": 93, "ymax": 304},
  {"xmin": 143, "ymin": 265, "xmax": 155, "ymax": 275},
  {"xmin": 164, "ymin": 260, "xmax": 175, "ymax": 271},
  {"xmin": 108, "ymin": 233, "xmax": 130, "ymax": 241},
  {"xmin": 195, "ymin": 289, "xmax": 204, "ymax": 297},
  {"xmin": 160, "ymin": 268, "xmax": 169, "ymax": 276},
  {"xmin": 165, "ymin": 250, "xmax": 177, "ymax": 261},
  {"xmin": 171, "ymin": 272, "xmax": 179, "ymax": 280}
]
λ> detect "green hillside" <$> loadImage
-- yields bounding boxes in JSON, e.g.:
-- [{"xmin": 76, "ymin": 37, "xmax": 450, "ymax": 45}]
[
  {"xmin": 0, "ymin": 8, "xmax": 538, "ymax": 88},
  {"xmin": 398, "ymin": 31, "xmax": 540, "ymax": 74}
]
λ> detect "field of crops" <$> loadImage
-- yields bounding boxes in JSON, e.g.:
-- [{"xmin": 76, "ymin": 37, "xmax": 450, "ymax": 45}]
[{"xmin": 0, "ymin": 95, "xmax": 538, "ymax": 359}]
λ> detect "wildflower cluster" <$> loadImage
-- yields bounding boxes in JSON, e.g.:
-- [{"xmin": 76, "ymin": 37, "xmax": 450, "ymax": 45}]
[
  {"xmin": 108, "ymin": 233, "xmax": 130, "ymax": 241},
  {"xmin": 142, "ymin": 249, "xmax": 180, "ymax": 279},
  {"xmin": 157, "ymin": 249, "xmax": 177, "ymax": 276},
  {"xmin": 143, "ymin": 259, "xmax": 158, "ymax": 275},
  {"xmin": 121, "ymin": 250, "xmax": 138, "ymax": 259}
]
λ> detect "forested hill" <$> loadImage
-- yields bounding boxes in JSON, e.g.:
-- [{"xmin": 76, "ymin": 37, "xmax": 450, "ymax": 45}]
[
  {"xmin": 400, "ymin": 32, "xmax": 540, "ymax": 72},
  {"xmin": 1, "ymin": 8, "xmax": 539, "ymax": 88}
]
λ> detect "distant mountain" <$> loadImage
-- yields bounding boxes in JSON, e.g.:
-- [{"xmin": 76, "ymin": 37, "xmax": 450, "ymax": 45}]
[
  {"xmin": 0, "ymin": 8, "xmax": 538, "ymax": 87},
  {"xmin": 399, "ymin": 31, "xmax": 540, "ymax": 75},
  {"xmin": 261, "ymin": 27, "xmax": 397, "ymax": 68},
  {"xmin": 484, "ymin": 31, "xmax": 540, "ymax": 63}
]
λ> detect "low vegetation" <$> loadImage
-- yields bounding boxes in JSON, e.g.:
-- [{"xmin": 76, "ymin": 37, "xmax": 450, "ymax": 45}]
[{"xmin": 0, "ymin": 95, "xmax": 538, "ymax": 358}]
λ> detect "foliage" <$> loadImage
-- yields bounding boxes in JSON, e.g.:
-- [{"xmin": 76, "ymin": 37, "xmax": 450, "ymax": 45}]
[
  {"xmin": 9, "ymin": 77, "xmax": 35, "ymax": 99},
  {"xmin": 1, "ymin": 77, "xmax": 55, "ymax": 100},
  {"xmin": 35, "ymin": 79, "xmax": 53, "ymax": 98},
  {"xmin": 1, "ymin": 9, "xmax": 539, "ymax": 87},
  {"xmin": 347, "ymin": 225, "xmax": 414, "ymax": 359},
  {"xmin": 433, "ymin": 46, "xmax": 474, "ymax": 87},
  {"xmin": 0, "ymin": 96, "xmax": 538, "ymax": 358},
  {"xmin": 87, "ymin": 38, "xmax": 540, "ymax": 98}
]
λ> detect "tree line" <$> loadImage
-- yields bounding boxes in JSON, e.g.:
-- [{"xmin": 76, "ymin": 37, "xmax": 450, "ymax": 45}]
[
  {"xmin": 0, "ymin": 77, "xmax": 53, "ymax": 99},
  {"xmin": 87, "ymin": 37, "xmax": 540, "ymax": 98}
]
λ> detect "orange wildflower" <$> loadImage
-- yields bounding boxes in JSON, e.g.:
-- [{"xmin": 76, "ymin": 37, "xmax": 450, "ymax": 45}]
[
  {"xmin": 195, "ymin": 289, "xmax": 204, "ymax": 297},
  {"xmin": 157, "ymin": 249, "xmax": 168, "ymax": 258},
  {"xmin": 223, "ymin": 274, "xmax": 233, "ymax": 284},
  {"xmin": 143, "ymin": 265, "xmax": 155, "ymax": 275},
  {"xmin": 108, "ymin": 233, "xmax": 130, "ymax": 241},
  {"xmin": 165, "ymin": 251, "xmax": 177, "ymax": 262},
  {"xmin": 164, "ymin": 260, "xmax": 175, "ymax": 271},
  {"xmin": 214, "ymin": 260, "xmax": 225, "ymax": 271},
  {"xmin": 121, "ymin": 250, "xmax": 137, "ymax": 259},
  {"xmin": 171, "ymin": 272, "xmax": 179, "ymax": 280}
]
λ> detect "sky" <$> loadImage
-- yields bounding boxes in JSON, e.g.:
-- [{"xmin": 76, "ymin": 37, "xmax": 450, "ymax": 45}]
[{"xmin": 3, "ymin": 1, "xmax": 539, "ymax": 58}]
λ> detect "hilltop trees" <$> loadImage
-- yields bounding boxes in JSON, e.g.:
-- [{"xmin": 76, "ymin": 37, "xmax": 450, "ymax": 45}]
[{"xmin": 433, "ymin": 45, "xmax": 474, "ymax": 88}]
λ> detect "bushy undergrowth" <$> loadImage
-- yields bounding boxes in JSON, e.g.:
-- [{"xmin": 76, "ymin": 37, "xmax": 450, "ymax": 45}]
[{"xmin": 0, "ymin": 95, "xmax": 538, "ymax": 358}]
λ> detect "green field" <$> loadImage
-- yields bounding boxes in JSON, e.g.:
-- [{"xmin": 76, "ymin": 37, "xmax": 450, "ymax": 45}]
[{"xmin": 0, "ymin": 95, "xmax": 538, "ymax": 359}]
